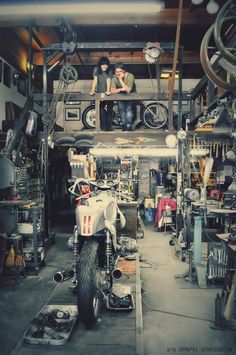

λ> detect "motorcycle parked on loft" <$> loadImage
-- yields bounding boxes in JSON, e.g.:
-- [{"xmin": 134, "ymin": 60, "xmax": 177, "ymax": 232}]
[
  {"xmin": 54, "ymin": 178, "xmax": 132, "ymax": 328},
  {"xmin": 82, "ymin": 100, "xmax": 169, "ymax": 130}
]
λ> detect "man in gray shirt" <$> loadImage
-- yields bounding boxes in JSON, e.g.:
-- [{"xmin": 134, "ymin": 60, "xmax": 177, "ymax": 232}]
[{"xmin": 111, "ymin": 62, "xmax": 136, "ymax": 131}]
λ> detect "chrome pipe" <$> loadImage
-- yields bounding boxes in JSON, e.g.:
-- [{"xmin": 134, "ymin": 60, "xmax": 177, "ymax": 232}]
[
  {"xmin": 53, "ymin": 269, "xmax": 74, "ymax": 283},
  {"xmin": 111, "ymin": 268, "xmax": 123, "ymax": 280}
]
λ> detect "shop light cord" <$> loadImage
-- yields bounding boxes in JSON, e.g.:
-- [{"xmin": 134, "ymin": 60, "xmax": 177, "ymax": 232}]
[{"xmin": 142, "ymin": 298, "xmax": 214, "ymax": 323}]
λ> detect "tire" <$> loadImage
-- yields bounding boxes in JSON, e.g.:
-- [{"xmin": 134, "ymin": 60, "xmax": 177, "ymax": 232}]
[
  {"xmin": 82, "ymin": 104, "xmax": 119, "ymax": 129},
  {"xmin": 142, "ymin": 102, "xmax": 168, "ymax": 129},
  {"xmin": 82, "ymin": 104, "xmax": 96, "ymax": 129},
  {"xmin": 76, "ymin": 240, "xmax": 102, "ymax": 328}
]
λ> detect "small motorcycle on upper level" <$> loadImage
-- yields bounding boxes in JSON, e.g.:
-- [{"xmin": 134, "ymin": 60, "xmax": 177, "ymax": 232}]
[
  {"xmin": 53, "ymin": 178, "xmax": 134, "ymax": 328},
  {"xmin": 82, "ymin": 100, "xmax": 169, "ymax": 130}
]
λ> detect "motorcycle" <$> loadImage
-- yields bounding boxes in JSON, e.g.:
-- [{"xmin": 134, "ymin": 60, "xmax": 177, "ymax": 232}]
[
  {"xmin": 82, "ymin": 100, "xmax": 169, "ymax": 130},
  {"xmin": 54, "ymin": 177, "xmax": 133, "ymax": 328}
]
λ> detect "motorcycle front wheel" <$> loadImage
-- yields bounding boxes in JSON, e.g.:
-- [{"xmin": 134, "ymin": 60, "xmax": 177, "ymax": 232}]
[
  {"xmin": 141, "ymin": 102, "xmax": 168, "ymax": 129},
  {"xmin": 82, "ymin": 103, "xmax": 120, "ymax": 129},
  {"xmin": 76, "ymin": 239, "xmax": 104, "ymax": 328}
]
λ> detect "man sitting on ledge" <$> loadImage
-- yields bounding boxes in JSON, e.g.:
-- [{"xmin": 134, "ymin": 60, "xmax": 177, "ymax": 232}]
[{"xmin": 111, "ymin": 62, "xmax": 136, "ymax": 131}]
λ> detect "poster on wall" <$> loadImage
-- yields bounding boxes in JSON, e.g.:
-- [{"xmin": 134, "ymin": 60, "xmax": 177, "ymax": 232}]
[{"xmin": 3, "ymin": 62, "xmax": 11, "ymax": 88}]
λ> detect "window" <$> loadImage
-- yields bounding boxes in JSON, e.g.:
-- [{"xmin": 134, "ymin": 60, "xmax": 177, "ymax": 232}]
[
  {"xmin": 0, "ymin": 60, "xmax": 2, "ymax": 83},
  {"xmin": 3, "ymin": 62, "xmax": 11, "ymax": 88},
  {"xmin": 17, "ymin": 79, "xmax": 27, "ymax": 96}
]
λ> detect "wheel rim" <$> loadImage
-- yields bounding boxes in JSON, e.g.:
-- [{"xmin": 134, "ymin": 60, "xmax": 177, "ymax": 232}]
[
  {"xmin": 86, "ymin": 109, "xmax": 96, "ymax": 128},
  {"xmin": 214, "ymin": 0, "xmax": 236, "ymax": 65},
  {"xmin": 92, "ymin": 261, "xmax": 108, "ymax": 318},
  {"xmin": 92, "ymin": 292, "xmax": 100, "ymax": 318},
  {"xmin": 200, "ymin": 24, "xmax": 236, "ymax": 92},
  {"xmin": 144, "ymin": 104, "xmax": 167, "ymax": 129}
]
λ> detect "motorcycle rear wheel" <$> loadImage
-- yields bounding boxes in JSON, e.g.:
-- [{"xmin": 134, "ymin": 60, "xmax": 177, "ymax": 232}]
[
  {"xmin": 142, "ymin": 102, "xmax": 168, "ymax": 129},
  {"xmin": 77, "ymin": 240, "xmax": 104, "ymax": 328}
]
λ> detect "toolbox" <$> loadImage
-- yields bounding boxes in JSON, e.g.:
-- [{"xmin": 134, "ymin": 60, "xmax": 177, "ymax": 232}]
[{"xmin": 24, "ymin": 304, "xmax": 78, "ymax": 345}]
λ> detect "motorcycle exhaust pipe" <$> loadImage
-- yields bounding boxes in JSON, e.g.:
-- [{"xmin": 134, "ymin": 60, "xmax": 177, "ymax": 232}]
[
  {"xmin": 111, "ymin": 268, "xmax": 123, "ymax": 280},
  {"xmin": 53, "ymin": 269, "xmax": 74, "ymax": 283}
]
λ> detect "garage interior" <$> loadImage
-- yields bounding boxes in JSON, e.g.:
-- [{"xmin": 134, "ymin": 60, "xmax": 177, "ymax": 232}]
[{"xmin": 0, "ymin": 1, "xmax": 236, "ymax": 354}]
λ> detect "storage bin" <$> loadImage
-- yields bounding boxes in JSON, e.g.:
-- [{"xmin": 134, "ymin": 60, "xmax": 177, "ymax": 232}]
[{"xmin": 145, "ymin": 208, "xmax": 155, "ymax": 222}]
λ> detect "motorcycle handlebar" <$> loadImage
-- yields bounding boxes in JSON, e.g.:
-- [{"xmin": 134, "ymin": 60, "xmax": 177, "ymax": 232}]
[
  {"xmin": 75, "ymin": 191, "xmax": 92, "ymax": 201},
  {"xmin": 68, "ymin": 178, "xmax": 134, "ymax": 202},
  {"xmin": 115, "ymin": 191, "xmax": 134, "ymax": 201},
  {"xmin": 68, "ymin": 177, "xmax": 90, "ymax": 196}
]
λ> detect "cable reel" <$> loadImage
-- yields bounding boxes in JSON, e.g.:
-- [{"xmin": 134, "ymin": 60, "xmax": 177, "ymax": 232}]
[
  {"xmin": 200, "ymin": 0, "xmax": 236, "ymax": 91},
  {"xmin": 143, "ymin": 42, "xmax": 162, "ymax": 64}
]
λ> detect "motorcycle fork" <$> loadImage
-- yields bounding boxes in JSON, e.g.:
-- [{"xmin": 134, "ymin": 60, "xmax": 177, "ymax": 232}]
[
  {"xmin": 105, "ymin": 230, "xmax": 113, "ymax": 276},
  {"xmin": 72, "ymin": 226, "xmax": 79, "ymax": 286}
]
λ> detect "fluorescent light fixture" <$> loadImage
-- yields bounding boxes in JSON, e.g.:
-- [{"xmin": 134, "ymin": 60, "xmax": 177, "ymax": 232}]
[
  {"xmin": 0, "ymin": 1, "xmax": 164, "ymax": 16},
  {"xmin": 89, "ymin": 147, "xmax": 209, "ymax": 158},
  {"xmin": 160, "ymin": 70, "xmax": 179, "ymax": 79},
  {"xmin": 160, "ymin": 73, "xmax": 179, "ymax": 79},
  {"xmin": 191, "ymin": 0, "xmax": 204, "ymax": 4}
]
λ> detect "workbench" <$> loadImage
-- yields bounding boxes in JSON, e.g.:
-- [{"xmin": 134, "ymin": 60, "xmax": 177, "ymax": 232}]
[
  {"xmin": 117, "ymin": 201, "xmax": 138, "ymax": 239},
  {"xmin": 214, "ymin": 233, "xmax": 236, "ymax": 328},
  {"xmin": 210, "ymin": 209, "xmax": 236, "ymax": 233}
]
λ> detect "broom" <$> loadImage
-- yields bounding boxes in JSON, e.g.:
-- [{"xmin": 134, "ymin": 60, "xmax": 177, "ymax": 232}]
[
  {"xmin": 224, "ymin": 272, "xmax": 236, "ymax": 321},
  {"xmin": 200, "ymin": 157, "xmax": 214, "ymax": 201}
]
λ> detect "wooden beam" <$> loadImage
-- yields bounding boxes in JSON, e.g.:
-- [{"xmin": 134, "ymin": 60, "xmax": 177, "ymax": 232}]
[
  {"xmin": 33, "ymin": 51, "xmax": 201, "ymax": 65},
  {"xmin": 0, "ymin": 7, "xmax": 214, "ymax": 27}
]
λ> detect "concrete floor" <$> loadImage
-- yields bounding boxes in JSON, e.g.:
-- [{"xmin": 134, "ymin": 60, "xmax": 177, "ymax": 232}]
[
  {"xmin": 0, "ymin": 225, "xmax": 236, "ymax": 355},
  {"xmin": 139, "ymin": 225, "xmax": 236, "ymax": 355}
]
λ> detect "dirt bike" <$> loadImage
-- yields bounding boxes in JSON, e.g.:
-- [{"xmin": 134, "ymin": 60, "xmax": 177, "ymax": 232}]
[
  {"xmin": 54, "ymin": 178, "xmax": 134, "ymax": 328},
  {"xmin": 82, "ymin": 100, "xmax": 169, "ymax": 130}
]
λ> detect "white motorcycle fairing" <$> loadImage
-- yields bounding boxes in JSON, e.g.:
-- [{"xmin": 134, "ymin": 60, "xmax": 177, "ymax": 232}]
[{"xmin": 75, "ymin": 192, "xmax": 117, "ymax": 236}]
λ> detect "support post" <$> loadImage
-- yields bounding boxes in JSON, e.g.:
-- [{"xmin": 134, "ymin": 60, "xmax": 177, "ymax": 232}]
[
  {"xmin": 42, "ymin": 50, "xmax": 49, "ymax": 240},
  {"xmin": 193, "ymin": 215, "xmax": 207, "ymax": 288},
  {"xmin": 194, "ymin": 215, "xmax": 202, "ymax": 266},
  {"xmin": 28, "ymin": 22, "xmax": 33, "ymax": 97}
]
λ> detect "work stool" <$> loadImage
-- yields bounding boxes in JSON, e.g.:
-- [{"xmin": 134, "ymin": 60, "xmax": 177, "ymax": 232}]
[{"xmin": 162, "ymin": 207, "xmax": 176, "ymax": 234}]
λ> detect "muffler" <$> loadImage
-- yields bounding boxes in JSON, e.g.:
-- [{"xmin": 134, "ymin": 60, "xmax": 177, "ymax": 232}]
[
  {"xmin": 111, "ymin": 268, "xmax": 123, "ymax": 280},
  {"xmin": 53, "ymin": 269, "xmax": 74, "ymax": 283}
]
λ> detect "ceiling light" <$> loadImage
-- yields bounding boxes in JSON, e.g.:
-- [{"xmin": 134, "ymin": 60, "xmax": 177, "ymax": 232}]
[
  {"xmin": 206, "ymin": 0, "xmax": 219, "ymax": 14},
  {"xmin": 191, "ymin": 0, "xmax": 204, "ymax": 4},
  {"xmin": 12, "ymin": 71, "xmax": 20, "ymax": 86},
  {"xmin": 0, "ymin": 2, "xmax": 164, "ymax": 16},
  {"xmin": 165, "ymin": 134, "xmax": 177, "ymax": 148}
]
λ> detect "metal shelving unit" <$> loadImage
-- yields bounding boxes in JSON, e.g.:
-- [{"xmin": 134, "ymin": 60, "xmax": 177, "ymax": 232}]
[{"xmin": 18, "ymin": 205, "xmax": 45, "ymax": 274}]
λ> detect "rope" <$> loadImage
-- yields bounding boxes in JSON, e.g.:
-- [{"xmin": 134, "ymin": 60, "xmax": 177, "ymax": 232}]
[{"xmin": 42, "ymin": 63, "xmax": 78, "ymax": 134}]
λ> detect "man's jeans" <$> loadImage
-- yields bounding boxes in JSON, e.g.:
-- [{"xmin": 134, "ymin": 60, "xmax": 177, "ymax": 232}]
[{"xmin": 117, "ymin": 100, "xmax": 135, "ymax": 130}]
